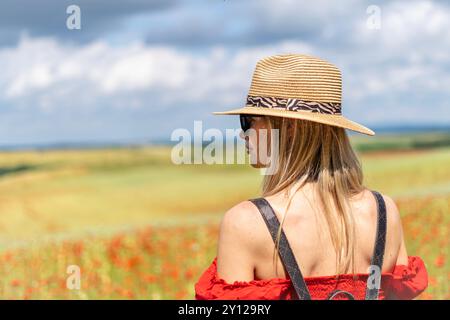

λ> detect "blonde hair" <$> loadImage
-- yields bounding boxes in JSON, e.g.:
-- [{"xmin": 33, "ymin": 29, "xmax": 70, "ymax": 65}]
[{"xmin": 262, "ymin": 116, "xmax": 366, "ymax": 275}]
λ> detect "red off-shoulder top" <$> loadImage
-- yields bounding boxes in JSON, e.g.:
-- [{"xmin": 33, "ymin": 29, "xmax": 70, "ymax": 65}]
[{"xmin": 195, "ymin": 256, "xmax": 428, "ymax": 300}]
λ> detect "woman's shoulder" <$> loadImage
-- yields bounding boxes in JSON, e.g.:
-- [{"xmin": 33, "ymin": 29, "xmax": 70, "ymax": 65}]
[
  {"xmin": 218, "ymin": 200, "xmax": 267, "ymax": 253},
  {"xmin": 363, "ymin": 189, "xmax": 403, "ymax": 241},
  {"xmin": 221, "ymin": 200, "xmax": 261, "ymax": 223},
  {"xmin": 219, "ymin": 200, "xmax": 264, "ymax": 235},
  {"xmin": 376, "ymin": 191, "xmax": 402, "ymax": 227},
  {"xmin": 214, "ymin": 199, "xmax": 270, "ymax": 284},
  {"xmin": 351, "ymin": 189, "xmax": 398, "ymax": 217},
  {"xmin": 361, "ymin": 190, "xmax": 408, "ymax": 272},
  {"xmin": 373, "ymin": 191, "xmax": 407, "ymax": 266}
]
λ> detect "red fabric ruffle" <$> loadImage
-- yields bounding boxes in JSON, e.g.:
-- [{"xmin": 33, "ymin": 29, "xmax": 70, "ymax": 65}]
[
  {"xmin": 386, "ymin": 256, "xmax": 428, "ymax": 300},
  {"xmin": 194, "ymin": 256, "xmax": 428, "ymax": 300}
]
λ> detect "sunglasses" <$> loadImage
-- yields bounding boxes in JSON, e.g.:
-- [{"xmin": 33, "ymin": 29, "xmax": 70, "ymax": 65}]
[{"xmin": 240, "ymin": 115, "xmax": 262, "ymax": 132}]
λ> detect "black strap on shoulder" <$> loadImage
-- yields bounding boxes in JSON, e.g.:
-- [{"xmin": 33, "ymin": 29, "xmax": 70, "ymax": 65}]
[
  {"xmin": 249, "ymin": 198, "xmax": 312, "ymax": 300},
  {"xmin": 365, "ymin": 190, "xmax": 387, "ymax": 300}
]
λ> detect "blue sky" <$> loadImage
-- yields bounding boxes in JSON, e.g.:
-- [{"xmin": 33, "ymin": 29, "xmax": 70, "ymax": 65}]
[{"xmin": 0, "ymin": 0, "xmax": 449, "ymax": 145}]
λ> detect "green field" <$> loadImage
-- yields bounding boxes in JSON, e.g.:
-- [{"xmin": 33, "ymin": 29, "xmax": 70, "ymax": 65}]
[{"xmin": 0, "ymin": 133, "xmax": 448, "ymax": 299}]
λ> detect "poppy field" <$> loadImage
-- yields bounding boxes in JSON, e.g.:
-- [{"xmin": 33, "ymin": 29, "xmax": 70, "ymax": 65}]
[{"xmin": 0, "ymin": 135, "xmax": 448, "ymax": 299}]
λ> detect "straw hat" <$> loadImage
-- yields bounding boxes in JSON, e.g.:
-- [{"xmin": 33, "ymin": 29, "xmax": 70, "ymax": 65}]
[{"xmin": 213, "ymin": 54, "xmax": 375, "ymax": 136}]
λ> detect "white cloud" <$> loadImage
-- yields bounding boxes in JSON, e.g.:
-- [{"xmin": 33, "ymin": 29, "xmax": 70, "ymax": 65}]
[
  {"xmin": 0, "ymin": 35, "xmax": 314, "ymax": 112},
  {"xmin": 329, "ymin": 0, "xmax": 450, "ymax": 108},
  {"xmin": 355, "ymin": 0, "xmax": 450, "ymax": 50},
  {"xmin": 0, "ymin": 0, "xmax": 448, "ymax": 127}
]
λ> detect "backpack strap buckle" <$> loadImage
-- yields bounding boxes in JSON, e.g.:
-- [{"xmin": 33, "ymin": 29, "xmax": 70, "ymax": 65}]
[{"xmin": 327, "ymin": 289, "xmax": 355, "ymax": 300}]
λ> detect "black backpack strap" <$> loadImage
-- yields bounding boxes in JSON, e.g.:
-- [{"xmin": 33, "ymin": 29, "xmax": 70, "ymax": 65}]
[
  {"xmin": 365, "ymin": 190, "xmax": 387, "ymax": 300},
  {"xmin": 249, "ymin": 198, "xmax": 312, "ymax": 300}
]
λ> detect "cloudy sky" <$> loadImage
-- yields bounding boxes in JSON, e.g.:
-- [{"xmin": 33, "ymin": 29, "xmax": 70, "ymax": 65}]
[{"xmin": 0, "ymin": 0, "xmax": 449, "ymax": 145}]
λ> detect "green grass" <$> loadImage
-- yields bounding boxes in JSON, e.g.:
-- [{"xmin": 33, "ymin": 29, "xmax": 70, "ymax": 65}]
[{"xmin": 351, "ymin": 131, "xmax": 450, "ymax": 152}]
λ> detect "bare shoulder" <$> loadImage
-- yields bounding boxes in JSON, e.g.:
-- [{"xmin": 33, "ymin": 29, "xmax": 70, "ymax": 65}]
[
  {"xmin": 218, "ymin": 200, "xmax": 263, "ymax": 246},
  {"xmin": 376, "ymin": 192, "xmax": 407, "ymax": 267},
  {"xmin": 379, "ymin": 193, "xmax": 402, "ymax": 232},
  {"xmin": 216, "ymin": 200, "xmax": 264, "ymax": 282},
  {"xmin": 354, "ymin": 189, "xmax": 405, "ymax": 270},
  {"xmin": 360, "ymin": 189, "xmax": 402, "ymax": 229}
]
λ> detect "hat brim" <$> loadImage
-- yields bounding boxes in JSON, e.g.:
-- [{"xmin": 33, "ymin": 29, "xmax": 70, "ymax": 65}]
[{"xmin": 212, "ymin": 107, "xmax": 375, "ymax": 136}]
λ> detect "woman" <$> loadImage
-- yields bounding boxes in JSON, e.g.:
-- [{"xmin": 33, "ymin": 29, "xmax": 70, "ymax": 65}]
[{"xmin": 194, "ymin": 54, "xmax": 428, "ymax": 300}]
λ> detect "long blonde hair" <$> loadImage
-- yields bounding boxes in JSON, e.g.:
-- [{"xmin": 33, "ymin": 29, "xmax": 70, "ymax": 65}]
[{"xmin": 262, "ymin": 116, "xmax": 366, "ymax": 275}]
